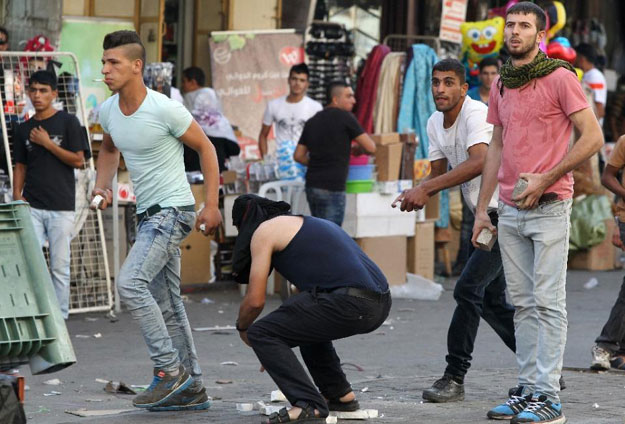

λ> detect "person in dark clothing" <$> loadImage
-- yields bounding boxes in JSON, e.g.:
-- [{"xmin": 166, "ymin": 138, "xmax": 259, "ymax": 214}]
[
  {"xmin": 294, "ymin": 81, "xmax": 376, "ymax": 226},
  {"xmin": 232, "ymin": 194, "xmax": 391, "ymax": 423},
  {"xmin": 12, "ymin": 70, "xmax": 90, "ymax": 319}
]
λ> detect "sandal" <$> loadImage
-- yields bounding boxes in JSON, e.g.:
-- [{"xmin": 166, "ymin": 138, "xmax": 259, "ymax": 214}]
[
  {"xmin": 262, "ymin": 405, "xmax": 325, "ymax": 423},
  {"xmin": 611, "ymin": 355, "xmax": 625, "ymax": 370},
  {"xmin": 327, "ymin": 398, "xmax": 360, "ymax": 412}
]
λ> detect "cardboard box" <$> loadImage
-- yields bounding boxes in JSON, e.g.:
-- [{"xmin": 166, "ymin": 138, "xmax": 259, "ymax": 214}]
[
  {"xmin": 371, "ymin": 132, "xmax": 400, "ymax": 146},
  {"xmin": 425, "ymin": 192, "xmax": 440, "ymax": 221},
  {"xmin": 407, "ymin": 221, "xmax": 435, "ymax": 280},
  {"xmin": 222, "ymin": 170, "xmax": 237, "ymax": 185},
  {"xmin": 343, "ymin": 193, "xmax": 416, "ymax": 238},
  {"xmin": 569, "ymin": 219, "xmax": 617, "ymax": 271},
  {"xmin": 357, "ymin": 236, "xmax": 407, "ymax": 286},
  {"xmin": 181, "ymin": 230, "xmax": 212, "ymax": 285},
  {"xmin": 375, "ymin": 142, "xmax": 403, "ymax": 181}
]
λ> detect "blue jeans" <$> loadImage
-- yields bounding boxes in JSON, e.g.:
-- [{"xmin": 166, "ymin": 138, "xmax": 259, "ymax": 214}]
[
  {"xmin": 30, "ymin": 208, "xmax": 75, "ymax": 319},
  {"xmin": 117, "ymin": 208, "xmax": 202, "ymax": 382},
  {"xmin": 445, "ymin": 213, "xmax": 516, "ymax": 378},
  {"xmin": 498, "ymin": 199, "xmax": 572, "ymax": 403},
  {"xmin": 305, "ymin": 187, "xmax": 346, "ymax": 226}
]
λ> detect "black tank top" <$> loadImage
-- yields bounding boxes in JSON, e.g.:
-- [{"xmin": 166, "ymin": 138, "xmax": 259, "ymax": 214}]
[{"xmin": 272, "ymin": 216, "xmax": 389, "ymax": 293}]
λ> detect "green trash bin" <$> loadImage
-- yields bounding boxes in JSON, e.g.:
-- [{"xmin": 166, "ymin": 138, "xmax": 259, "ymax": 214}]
[{"xmin": 0, "ymin": 201, "xmax": 76, "ymax": 374}]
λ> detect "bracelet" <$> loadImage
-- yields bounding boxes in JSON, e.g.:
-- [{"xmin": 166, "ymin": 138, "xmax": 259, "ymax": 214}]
[{"xmin": 235, "ymin": 320, "xmax": 248, "ymax": 332}]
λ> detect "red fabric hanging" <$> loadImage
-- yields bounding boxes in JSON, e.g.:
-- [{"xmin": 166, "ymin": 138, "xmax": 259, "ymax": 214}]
[{"xmin": 354, "ymin": 44, "xmax": 391, "ymax": 134}]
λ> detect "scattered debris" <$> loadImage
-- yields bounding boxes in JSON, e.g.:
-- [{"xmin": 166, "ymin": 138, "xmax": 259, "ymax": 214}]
[
  {"xmin": 220, "ymin": 361, "xmax": 239, "ymax": 366},
  {"xmin": 360, "ymin": 387, "xmax": 369, "ymax": 393},
  {"xmin": 130, "ymin": 385, "xmax": 149, "ymax": 392},
  {"xmin": 329, "ymin": 409, "xmax": 379, "ymax": 419},
  {"xmin": 65, "ymin": 408, "xmax": 135, "ymax": 417},
  {"xmin": 325, "ymin": 416, "xmax": 338, "ymax": 424},
  {"xmin": 201, "ymin": 297, "xmax": 215, "ymax": 304},
  {"xmin": 95, "ymin": 378, "xmax": 109, "ymax": 384},
  {"xmin": 341, "ymin": 363, "xmax": 364, "ymax": 372},
  {"xmin": 584, "ymin": 278, "xmax": 599, "ymax": 289},
  {"xmin": 391, "ymin": 273, "xmax": 443, "ymax": 300},
  {"xmin": 43, "ymin": 391, "xmax": 62, "ymax": 396},
  {"xmin": 85, "ymin": 398, "xmax": 104, "ymax": 403},
  {"xmin": 43, "ymin": 378, "xmax": 62, "ymax": 386},
  {"xmin": 85, "ymin": 317, "xmax": 99, "ymax": 322},
  {"xmin": 218, "ymin": 310, "xmax": 224, "ymax": 314},
  {"xmin": 94, "ymin": 333, "xmax": 102, "ymax": 338},
  {"xmin": 193, "ymin": 325, "xmax": 236, "ymax": 332},
  {"xmin": 398, "ymin": 308, "xmax": 415, "ymax": 312},
  {"xmin": 382, "ymin": 319, "xmax": 393, "ymax": 326},
  {"xmin": 271, "ymin": 390, "xmax": 287, "ymax": 402},
  {"xmin": 259, "ymin": 404, "xmax": 284, "ymax": 415},
  {"xmin": 75, "ymin": 334, "xmax": 91, "ymax": 339},
  {"xmin": 592, "ymin": 403, "xmax": 600, "ymax": 409},
  {"xmin": 236, "ymin": 403, "xmax": 254, "ymax": 412},
  {"xmin": 216, "ymin": 380, "xmax": 233, "ymax": 385},
  {"xmin": 104, "ymin": 381, "xmax": 136, "ymax": 395}
]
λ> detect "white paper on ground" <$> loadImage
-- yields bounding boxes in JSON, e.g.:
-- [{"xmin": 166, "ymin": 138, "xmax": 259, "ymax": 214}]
[{"xmin": 390, "ymin": 273, "xmax": 443, "ymax": 300}]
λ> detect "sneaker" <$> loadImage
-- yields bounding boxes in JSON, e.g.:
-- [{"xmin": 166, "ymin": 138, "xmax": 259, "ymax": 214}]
[
  {"xmin": 422, "ymin": 375, "xmax": 464, "ymax": 403},
  {"xmin": 511, "ymin": 395, "xmax": 566, "ymax": 424},
  {"xmin": 590, "ymin": 345, "xmax": 611, "ymax": 371},
  {"xmin": 132, "ymin": 365, "xmax": 192, "ymax": 408},
  {"xmin": 148, "ymin": 385, "xmax": 211, "ymax": 411},
  {"xmin": 488, "ymin": 386, "xmax": 531, "ymax": 420}
]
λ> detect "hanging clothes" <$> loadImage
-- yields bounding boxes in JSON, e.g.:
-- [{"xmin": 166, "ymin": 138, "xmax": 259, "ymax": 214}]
[
  {"xmin": 373, "ymin": 52, "xmax": 405, "ymax": 134},
  {"xmin": 397, "ymin": 44, "xmax": 438, "ymax": 159},
  {"xmin": 354, "ymin": 45, "xmax": 391, "ymax": 133},
  {"xmin": 397, "ymin": 44, "xmax": 449, "ymax": 229}
]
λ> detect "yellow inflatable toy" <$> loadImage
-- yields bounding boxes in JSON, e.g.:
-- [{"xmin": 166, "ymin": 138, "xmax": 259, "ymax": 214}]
[{"xmin": 461, "ymin": 17, "xmax": 505, "ymax": 85}]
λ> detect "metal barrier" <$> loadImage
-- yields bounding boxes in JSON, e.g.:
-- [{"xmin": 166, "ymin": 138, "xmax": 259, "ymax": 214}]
[{"xmin": 0, "ymin": 52, "xmax": 112, "ymax": 314}]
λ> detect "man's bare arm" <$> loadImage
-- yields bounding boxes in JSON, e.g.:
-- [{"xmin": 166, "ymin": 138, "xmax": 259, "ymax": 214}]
[
  {"xmin": 92, "ymin": 133, "xmax": 120, "ymax": 208},
  {"xmin": 293, "ymin": 144, "xmax": 309, "ymax": 166},
  {"xmin": 601, "ymin": 164, "xmax": 625, "ymax": 199},
  {"xmin": 353, "ymin": 133, "xmax": 376, "ymax": 155},
  {"xmin": 258, "ymin": 124, "xmax": 272, "ymax": 159},
  {"xmin": 12, "ymin": 163, "xmax": 26, "ymax": 201},
  {"xmin": 180, "ymin": 120, "xmax": 223, "ymax": 235}
]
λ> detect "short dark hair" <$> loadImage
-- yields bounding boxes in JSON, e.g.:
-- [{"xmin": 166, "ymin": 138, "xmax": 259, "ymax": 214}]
[
  {"xmin": 479, "ymin": 56, "xmax": 500, "ymax": 72},
  {"xmin": 182, "ymin": 66, "xmax": 205, "ymax": 87},
  {"xmin": 326, "ymin": 80, "xmax": 349, "ymax": 104},
  {"xmin": 289, "ymin": 63, "xmax": 309, "ymax": 78},
  {"xmin": 506, "ymin": 1, "xmax": 547, "ymax": 32},
  {"xmin": 575, "ymin": 43, "xmax": 597, "ymax": 65},
  {"xmin": 432, "ymin": 58, "xmax": 466, "ymax": 84},
  {"xmin": 103, "ymin": 30, "xmax": 146, "ymax": 70},
  {"xmin": 0, "ymin": 27, "xmax": 8, "ymax": 41},
  {"xmin": 29, "ymin": 70, "xmax": 57, "ymax": 90}
]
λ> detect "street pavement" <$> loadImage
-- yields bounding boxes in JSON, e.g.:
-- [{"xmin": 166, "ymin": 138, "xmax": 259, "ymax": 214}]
[{"xmin": 21, "ymin": 270, "xmax": 625, "ymax": 423}]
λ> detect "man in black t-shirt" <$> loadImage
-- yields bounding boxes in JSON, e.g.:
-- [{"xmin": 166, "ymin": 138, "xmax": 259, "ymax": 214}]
[
  {"xmin": 294, "ymin": 81, "xmax": 376, "ymax": 226},
  {"xmin": 12, "ymin": 71, "xmax": 89, "ymax": 319}
]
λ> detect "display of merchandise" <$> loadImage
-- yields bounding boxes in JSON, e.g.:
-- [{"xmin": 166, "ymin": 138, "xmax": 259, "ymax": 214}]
[
  {"xmin": 144, "ymin": 62, "xmax": 174, "ymax": 97},
  {"xmin": 305, "ymin": 21, "xmax": 355, "ymax": 104}
]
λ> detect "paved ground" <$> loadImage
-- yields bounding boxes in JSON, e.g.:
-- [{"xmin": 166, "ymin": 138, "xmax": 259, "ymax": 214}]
[{"xmin": 19, "ymin": 270, "xmax": 625, "ymax": 424}]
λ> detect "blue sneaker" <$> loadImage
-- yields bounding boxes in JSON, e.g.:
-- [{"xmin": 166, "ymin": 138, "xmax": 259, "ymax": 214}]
[
  {"xmin": 487, "ymin": 386, "xmax": 531, "ymax": 420},
  {"xmin": 511, "ymin": 395, "xmax": 566, "ymax": 424},
  {"xmin": 148, "ymin": 385, "xmax": 211, "ymax": 411},
  {"xmin": 132, "ymin": 365, "xmax": 192, "ymax": 408}
]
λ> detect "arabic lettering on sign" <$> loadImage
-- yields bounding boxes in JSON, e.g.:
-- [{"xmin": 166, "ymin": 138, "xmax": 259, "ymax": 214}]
[{"xmin": 440, "ymin": 0, "xmax": 468, "ymax": 44}]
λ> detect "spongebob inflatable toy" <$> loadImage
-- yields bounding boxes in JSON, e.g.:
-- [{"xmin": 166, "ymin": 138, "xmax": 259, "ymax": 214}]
[{"xmin": 460, "ymin": 17, "xmax": 505, "ymax": 86}]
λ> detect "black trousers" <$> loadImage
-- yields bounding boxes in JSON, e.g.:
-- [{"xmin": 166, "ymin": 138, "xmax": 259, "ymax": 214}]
[
  {"xmin": 247, "ymin": 289, "xmax": 391, "ymax": 416},
  {"xmin": 183, "ymin": 136, "xmax": 240, "ymax": 173},
  {"xmin": 445, "ymin": 213, "xmax": 516, "ymax": 379}
]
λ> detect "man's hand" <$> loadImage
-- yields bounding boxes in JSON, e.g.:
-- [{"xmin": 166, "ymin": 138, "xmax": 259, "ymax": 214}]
[
  {"xmin": 514, "ymin": 173, "xmax": 550, "ymax": 209},
  {"xmin": 197, "ymin": 205, "xmax": 222, "ymax": 236},
  {"xmin": 612, "ymin": 228, "xmax": 624, "ymax": 250},
  {"xmin": 90, "ymin": 188, "xmax": 113, "ymax": 210},
  {"xmin": 471, "ymin": 210, "xmax": 496, "ymax": 248},
  {"xmin": 392, "ymin": 186, "xmax": 430, "ymax": 212},
  {"xmin": 239, "ymin": 330, "xmax": 251, "ymax": 347},
  {"xmin": 29, "ymin": 126, "xmax": 53, "ymax": 149}
]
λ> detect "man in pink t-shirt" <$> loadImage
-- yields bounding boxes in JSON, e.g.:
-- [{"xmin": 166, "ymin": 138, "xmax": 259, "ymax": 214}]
[{"xmin": 472, "ymin": 2, "xmax": 603, "ymax": 424}]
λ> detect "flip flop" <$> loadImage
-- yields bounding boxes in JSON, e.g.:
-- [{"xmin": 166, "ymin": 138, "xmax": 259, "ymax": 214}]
[{"xmin": 610, "ymin": 355, "xmax": 625, "ymax": 370}]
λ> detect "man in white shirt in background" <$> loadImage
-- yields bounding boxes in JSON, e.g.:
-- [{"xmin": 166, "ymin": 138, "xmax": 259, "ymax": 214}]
[
  {"xmin": 259, "ymin": 63, "xmax": 322, "ymax": 180},
  {"xmin": 576, "ymin": 43, "xmax": 607, "ymax": 125},
  {"xmin": 181, "ymin": 66, "xmax": 240, "ymax": 172}
]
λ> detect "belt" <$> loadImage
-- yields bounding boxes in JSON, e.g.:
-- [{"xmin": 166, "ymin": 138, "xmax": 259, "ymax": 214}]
[
  {"xmin": 315, "ymin": 287, "xmax": 390, "ymax": 302},
  {"xmin": 137, "ymin": 204, "xmax": 195, "ymax": 222}
]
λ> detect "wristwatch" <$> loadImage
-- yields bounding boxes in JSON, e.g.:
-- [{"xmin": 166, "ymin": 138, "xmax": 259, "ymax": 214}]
[{"xmin": 235, "ymin": 320, "xmax": 247, "ymax": 332}]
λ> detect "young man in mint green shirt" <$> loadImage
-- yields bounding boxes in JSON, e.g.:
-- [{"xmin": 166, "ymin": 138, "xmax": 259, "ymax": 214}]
[{"xmin": 92, "ymin": 30, "xmax": 222, "ymax": 411}]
